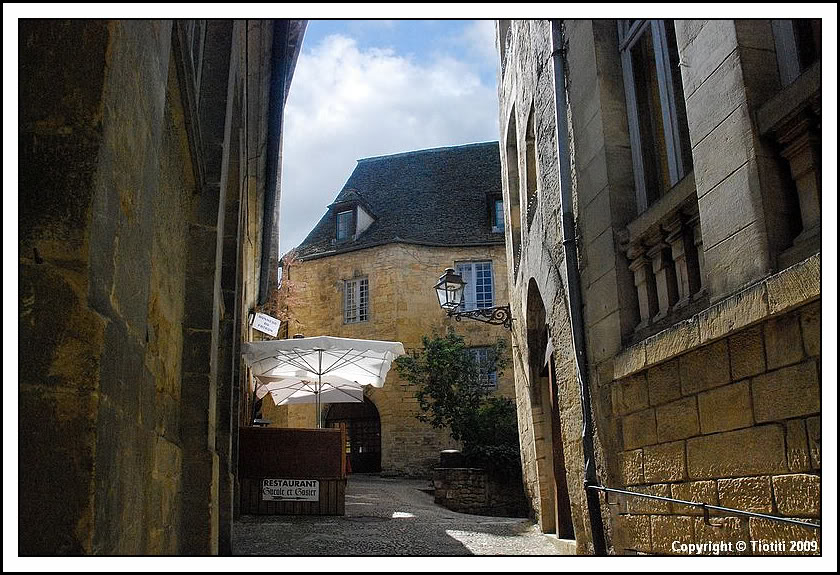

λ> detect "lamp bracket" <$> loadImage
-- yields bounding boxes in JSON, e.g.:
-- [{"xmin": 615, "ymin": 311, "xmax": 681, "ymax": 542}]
[{"xmin": 447, "ymin": 304, "xmax": 513, "ymax": 330}]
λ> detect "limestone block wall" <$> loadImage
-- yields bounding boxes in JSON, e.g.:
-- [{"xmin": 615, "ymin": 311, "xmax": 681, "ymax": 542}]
[
  {"xmin": 19, "ymin": 21, "xmax": 193, "ymax": 555},
  {"xmin": 19, "ymin": 19, "xmax": 275, "ymax": 556},
  {"xmin": 675, "ymin": 20, "xmax": 798, "ymax": 300},
  {"xmin": 609, "ymin": 255, "xmax": 821, "ymax": 555},
  {"xmin": 433, "ymin": 467, "xmax": 528, "ymax": 517},
  {"xmin": 273, "ymin": 242, "xmax": 514, "ymax": 477},
  {"xmin": 497, "ymin": 19, "xmax": 605, "ymax": 553},
  {"xmin": 497, "ymin": 18, "xmax": 822, "ymax": 556}
]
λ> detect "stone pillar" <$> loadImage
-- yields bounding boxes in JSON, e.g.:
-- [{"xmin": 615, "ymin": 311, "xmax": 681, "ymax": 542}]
[
  {"xmin": 664, "ymin": 216, "xmax": 692, "ymax": 309},
  {"xmin": 178, "ymin": 19, "xmax": 235, "ymax": 556},
  {"xmin": 778, "ymin": 114, "xmax": 821, "ymax": 267},
  {"xmin": 677, "ymin": 20, "xmax": 785, "ymax": 300},
  {"xmin": 628, "ymin": 244, "xmax": 658, "ymax": 331},
  {"xmin": 647, "ymin": 235, "xmax": 679, "ymax": 324},
  {"xmin": 665, "ymin": 211, "xmax": 704, "ymax": 308}
]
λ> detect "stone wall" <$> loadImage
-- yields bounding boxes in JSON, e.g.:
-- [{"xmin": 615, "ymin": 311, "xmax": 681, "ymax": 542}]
[
  {"xmin": 608, "ymin": 255, "xmax": 820, "ymax": 555},
  {"xmin": 496, "ymin": 19, "xmax": 597, "ymax": 552},
  {"xmin": 496, "ymin": 18, "xmax": 821, "ymax": 556},
  {"xmin": 272, "ymin": 242, "xmax": 515, "ymax": 477},
  {"xmin": 434, "ymin": 468, "xmax": 528, "ymax": 517},
  {"xmin": 19, "ymin": 20, "xmax": 188, "ymax": 555},
  {"xmin": 18, "ymin": 19, "xmax": 283, "ymax": 555}
]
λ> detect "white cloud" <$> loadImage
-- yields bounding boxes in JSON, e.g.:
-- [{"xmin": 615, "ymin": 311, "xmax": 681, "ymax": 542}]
[
  {"xmin": 278, "ymin": 30, "xmax": 499, "ymax": 256},
  {"xmin": 460, "ymin": 20, "xmax": 498, "ymax": 69}
]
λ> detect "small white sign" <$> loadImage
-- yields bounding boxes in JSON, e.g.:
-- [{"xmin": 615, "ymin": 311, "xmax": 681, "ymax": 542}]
[
  {"xmin": 262, "ymin": 479, "xmax": 319, "ymax": 501},
  {"xmin": 252, "ymin": 312, "xmax": 282, "ymax": 337}
]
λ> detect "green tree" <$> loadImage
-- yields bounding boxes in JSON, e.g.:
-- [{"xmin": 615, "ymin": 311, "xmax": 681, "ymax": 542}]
[{"xmin": 394, "ymin": 329, "xmax": 521, "ymax": 476}]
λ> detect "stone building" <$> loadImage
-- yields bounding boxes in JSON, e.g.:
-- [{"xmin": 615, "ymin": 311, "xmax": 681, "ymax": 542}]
[
  {"xmin": 18, "ymin": 19, "xmax": 306, "ymax": 554},
  {"xmin": 265, "ymin": 143, "xmax": 516, "ymax": 477},
  {"xmin": 496, "ymin": 19, "xmax": 821, "ymax": 554}
]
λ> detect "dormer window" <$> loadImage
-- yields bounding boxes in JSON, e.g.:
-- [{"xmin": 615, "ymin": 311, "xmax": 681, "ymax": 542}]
[
  {"xmin": 337, "ymin": 209, "xmax": 354, "ymax": 241},
  {"xmin": 333, "ymin": 196, "xmax": 375, "ymax": 244}
]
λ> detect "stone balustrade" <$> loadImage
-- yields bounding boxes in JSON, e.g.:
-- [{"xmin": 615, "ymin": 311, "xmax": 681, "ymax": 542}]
[{"xmin": 622, "ymin": 186, "xmax": 705, "ymax": 335}]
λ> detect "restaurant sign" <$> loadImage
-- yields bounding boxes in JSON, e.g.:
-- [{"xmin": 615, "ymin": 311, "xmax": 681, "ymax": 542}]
[{"xmin": 262, "ymin": 478, "xmax": 319, "ymax": 501}]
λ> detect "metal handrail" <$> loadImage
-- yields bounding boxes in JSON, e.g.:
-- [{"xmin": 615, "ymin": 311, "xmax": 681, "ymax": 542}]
[{"xmin": 588, "ymin": 485, "xmax": 820, "ymax": 530}]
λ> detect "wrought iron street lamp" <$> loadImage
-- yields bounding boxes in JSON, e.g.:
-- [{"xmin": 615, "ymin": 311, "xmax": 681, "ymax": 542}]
[{"xmin": 434, "ymin": 268, "xmax": 513, "ymax": 330}]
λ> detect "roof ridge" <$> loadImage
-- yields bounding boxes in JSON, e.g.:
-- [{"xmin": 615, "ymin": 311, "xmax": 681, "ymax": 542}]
[{"xmin": 357, "ymin": 141, "xmax": 499, "ymax": 163}]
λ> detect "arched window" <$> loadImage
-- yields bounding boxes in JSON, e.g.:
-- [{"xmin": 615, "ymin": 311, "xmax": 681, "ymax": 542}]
[
  {"xmin": 505, "ymin": 110, "xmax": 523, "ymax": 279},
  {"xmin": 525, "ymin": 105, "xmax": 538, "ymax": 228}
]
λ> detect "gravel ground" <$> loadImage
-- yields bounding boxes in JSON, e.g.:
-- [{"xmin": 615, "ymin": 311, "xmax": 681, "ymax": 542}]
[{"xmin": 232, "ymin": 474, "xmax": 567, "ymax": 556}]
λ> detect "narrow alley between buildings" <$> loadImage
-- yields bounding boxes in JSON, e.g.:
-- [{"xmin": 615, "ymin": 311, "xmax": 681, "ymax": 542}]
[{"xmin": 232, "ymin": 475, "xmax": 571, "ymax": 556}]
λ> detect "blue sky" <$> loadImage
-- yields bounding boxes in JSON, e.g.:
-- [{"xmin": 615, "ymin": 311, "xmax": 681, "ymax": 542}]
[
  {"xmin": 278, "ymin": 19, "xmax": 500, "ymax": 258},
  {"xmin": 302, "ymin": 20, "xmax": 499, "ymax": 85}
]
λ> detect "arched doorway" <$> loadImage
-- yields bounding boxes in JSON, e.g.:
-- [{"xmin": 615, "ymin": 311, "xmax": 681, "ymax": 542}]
[
  {"xmin": 325, "ymin": 398, "xmax": 382, "ymax": 473},
  {"xmin": 526, "ymin": 279, "xmax": 574, "ymax": 539}
]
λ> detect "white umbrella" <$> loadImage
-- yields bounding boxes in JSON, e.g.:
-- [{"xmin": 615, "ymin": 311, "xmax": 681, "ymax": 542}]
[
  {"xmin": 241, "ymin": 336, "xmax": 406, "ymax": 427},
  {"xmin": 254, "ymin": 374, "xmax": 365, "ymax": 405}
]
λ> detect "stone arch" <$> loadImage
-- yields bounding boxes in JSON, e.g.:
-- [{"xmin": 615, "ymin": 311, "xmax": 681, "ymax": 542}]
[
  {"xmin": 325, "ymin": 397, "xmax": 382, "ymax": 473},
  {"xmin": 525, "ymin": 278, "xmax": 575, "ymax": 539}
]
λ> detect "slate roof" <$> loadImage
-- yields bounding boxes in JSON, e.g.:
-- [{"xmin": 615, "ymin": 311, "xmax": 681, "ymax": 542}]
[{"xmin": 293, "ymin": 142, "xmax": 504, "ymax": 260}]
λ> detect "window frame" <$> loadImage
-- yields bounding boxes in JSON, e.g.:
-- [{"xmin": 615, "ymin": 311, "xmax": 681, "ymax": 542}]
[
  {"xmin": 619, "ymin": 19, "xmax": 692, "ymax": 215},
  {"xmin": 343, "ymin": 276, "xmax": 369, "ymax": 324},
  {"xmin": 455, "ymin": 260, "xmax": 495, "ymax": 312},
  {"xmin": 336, "ymin": 208, "xmax": 356, "ymax": 242},
  {"xmin": 186, "ymin": 20, "xmax": 206, "ymax": 96}
]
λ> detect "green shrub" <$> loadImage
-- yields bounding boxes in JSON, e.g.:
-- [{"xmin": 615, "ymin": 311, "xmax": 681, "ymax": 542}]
[{"xmin": 394, "ymin": 330, "xmax": 521, "ymax": 477}]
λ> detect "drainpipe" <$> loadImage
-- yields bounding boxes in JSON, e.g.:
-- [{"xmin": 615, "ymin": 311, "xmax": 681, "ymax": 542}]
[{"xmin": 550, "ymin": 19, "xmax": 608, "ymax": 556}]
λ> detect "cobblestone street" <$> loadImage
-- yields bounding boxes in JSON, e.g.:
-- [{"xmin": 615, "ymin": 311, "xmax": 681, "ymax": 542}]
[{"xmin": 232, "ymin": 474, "xmax": 571, "ymax": 556}]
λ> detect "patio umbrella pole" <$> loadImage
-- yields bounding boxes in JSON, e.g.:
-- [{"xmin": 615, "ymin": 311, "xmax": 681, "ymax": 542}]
[{"xmin": 316, "ymin": 349, "xmax": 322, "ymax": 428}]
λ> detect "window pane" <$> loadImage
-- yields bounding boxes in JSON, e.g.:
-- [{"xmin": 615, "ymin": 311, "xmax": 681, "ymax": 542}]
[
  {"xmin": 456, "ymin": 261, "xmax": 493, "ymax": 311},
  {"xmin": 631, "ymin": 26, "xmax": 668, "ymax": 205},
  {"xmin": 467, "ymin": 347, "xmax": 497, "ymax": 391},
  {"xmin": 337, "ymin": 210, "xmax": 353, "ymax": 241},
  {"xmin": 345, "ymin": 280, "xmax": 356, "ymax": 323},
  {"xmin": 493, "ymin": 199, "xmax": 505, "ymax": 232},
  {"xmin": 663, "ymin": 20, "xmax": 693, "ymax": 176},
  {"xmin": 345, "ymin": 278, "xmax": 369, "ymax": 323},
  {"xmin": 456, "ymin": 262, "xmax": 475, "ymax": 311},
  {"xmin": 359, "ymin": 278, "xmax": 369, "ymax": 322},
  {"xmin": 475, "ymin": 262, "xmax": 494, "ymax": 309}
]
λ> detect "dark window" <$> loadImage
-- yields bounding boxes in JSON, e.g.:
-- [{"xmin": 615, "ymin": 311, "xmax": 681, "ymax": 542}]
[
  {"xmin": 505, "ymin": 111, "xmax": 522, "ymax": 278},
  {"xmin": 772, "ymin": 19, "xmax": 821, "ymax": 87},
  {"xmin": 525, "ymin": 105, "xmax": 538, "ymax": 227},
  {"xmin": 620, "ymin": 20, "xmax": 693, "ymax": 214},
  {"xmin": 492, "ymin": 199, "xmax": 505, "ymax": 233},
  {"xmin": 337, "ymin": 209, "xmax": 354, "ymax": 241}
]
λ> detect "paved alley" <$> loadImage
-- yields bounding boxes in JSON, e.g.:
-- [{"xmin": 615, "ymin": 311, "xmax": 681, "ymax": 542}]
[{"xmin": 232, "ymin": 474, "xmax": 571, "ymax": 556}]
